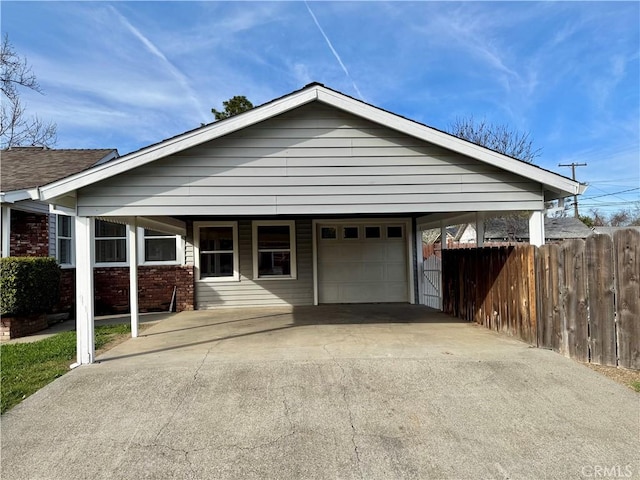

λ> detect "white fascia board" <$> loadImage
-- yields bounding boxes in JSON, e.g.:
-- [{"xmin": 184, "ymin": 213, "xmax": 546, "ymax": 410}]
[
  {"xmin": 40, "ymin": 89, "xmax": 319, "ymax": 201},
  {"xmin": 316, "ymin": 88, "xmax": 581, "ymax": 197},
  {"xmin": 1, "ymin": 188, "xmax": 39, "ymax": 203}
]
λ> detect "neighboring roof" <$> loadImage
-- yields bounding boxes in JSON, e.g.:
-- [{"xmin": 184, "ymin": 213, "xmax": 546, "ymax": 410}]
[
  {"xmin": 592, "ymin": 226, "xmax": 640, "ymax": 237},
  {"xmin": 483, "ymin": 216, "xmax": 592, "ymax": 240},
  {"xmin": 39, "ymin": 83, "xmax": 583, "ymax": 202},
  {"xmin": 1, "ymin": 147, "xmax": 118, "ymax": 193}
]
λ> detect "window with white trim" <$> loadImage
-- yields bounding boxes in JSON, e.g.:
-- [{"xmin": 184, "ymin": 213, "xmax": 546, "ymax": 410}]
[
  {"xmin": 95, "ymin": 220, "xmax": 127, "ymax": 264},
  {"xmin": 253, "ymin": 221, "xmax": 296, "ymax": 279},
  {"xmin": 144, "ymin": 229, "xmax": 177, "ymax": 262},
  {"xmin": 57, "ymin": 216, "xmax": 73, "ymax": 266},
  {"xmin": 196, "ymin": 222, "xmax": 239, "ymax": 281}
]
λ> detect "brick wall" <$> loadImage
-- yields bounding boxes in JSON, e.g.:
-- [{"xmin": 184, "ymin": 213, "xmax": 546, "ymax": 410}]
[
  {"xmin": 57, "ymin": 265, "xmax": 194, "ymax": 315},
  {"xmin": 1, "ymin": 314, "xmax": 48, "ymax": 340},
  {"xmin": 10, "ymin": 210, "xmax": 49, "ymax": 256}
]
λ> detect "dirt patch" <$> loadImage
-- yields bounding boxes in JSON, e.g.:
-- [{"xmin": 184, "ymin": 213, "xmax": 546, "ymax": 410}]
[
  {"xmin": 586, "ymin": 363, "xmax": 640, "ymax": 392},
  {"xmin": 95, "ymin": 323, "xmax": 154, "ymax": 358}
]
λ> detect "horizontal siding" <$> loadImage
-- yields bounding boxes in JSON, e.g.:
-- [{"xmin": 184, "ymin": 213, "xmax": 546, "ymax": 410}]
[
  {"xmin": 77, "ymin": 103, "xmax": 544, "ymax": 216},
  {"xmin": 195, "ymin": 219, "xmax": 313, "ymax": 309}
]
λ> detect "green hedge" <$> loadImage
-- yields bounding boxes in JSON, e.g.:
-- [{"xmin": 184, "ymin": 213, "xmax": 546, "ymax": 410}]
[{"xmin": 0, "ymin": 257, "xmax": 61, "ymax": 316}]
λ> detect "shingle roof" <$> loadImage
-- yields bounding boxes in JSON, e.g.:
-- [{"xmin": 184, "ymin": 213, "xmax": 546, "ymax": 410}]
[
  {"xmin": 484, "ymin": 216, "xmax": 592, "ymax": 241},
  {"xmin": 1, "ymin": 147, "xmax": 117, "ymax": 192},
  {"xmin": 592, "ymin": 226, "xmax": 640, "ymax": 237}
]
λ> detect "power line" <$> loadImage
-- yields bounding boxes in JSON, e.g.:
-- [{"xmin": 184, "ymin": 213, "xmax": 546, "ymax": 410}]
[
  {"xmin": 581, "ymin": 187, "xmax": 640, "ymax": 200},
  {"xmin": 559, "ymin": 162, "xmax": 587, "ymax": 217}
]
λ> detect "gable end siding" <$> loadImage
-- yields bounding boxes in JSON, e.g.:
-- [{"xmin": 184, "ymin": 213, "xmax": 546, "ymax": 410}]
[{"xmin": 76, "ymin": 103, "xmax": 544, "ymax": 217}]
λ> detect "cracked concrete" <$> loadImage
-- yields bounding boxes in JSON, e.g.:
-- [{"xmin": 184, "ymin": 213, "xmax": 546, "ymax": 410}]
[{"xmin": 1, "ymin": 305, "xmax": 638, "ymax": 479}]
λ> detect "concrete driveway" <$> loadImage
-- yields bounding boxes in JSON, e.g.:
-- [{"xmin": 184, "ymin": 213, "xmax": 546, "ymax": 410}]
[{"xmin": 1, "ymin": 305, "xmax": 638, "ymax": 479}]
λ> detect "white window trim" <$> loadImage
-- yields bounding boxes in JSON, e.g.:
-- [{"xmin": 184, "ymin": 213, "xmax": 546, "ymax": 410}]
[
  {"xmin": 138, "ymin": 228, "xmax": 184, "ymax": 266},
  {"xmin": 56, "ymin": 215, "xmax": 75, "ymax": 268},
  {"xmin": 93, "ymin": 219, "xmax": 128, "ymax": 267},
  {"xmin": 194, "ymin": 221, "xmax": 239, "ymax": 282},
  {"xmin": 364, "ymin": 225, "xmax": 382, "ymax": 240},
  {"xmin": 93, "ymin": 220, "xmax": 182, "ymax": 267},
  {"xmin": 342, "ymin": 225, "xmax": 360, "ymax": 240},
  {"xmin": 252, "ymin": 220, "xmax": 297, "ymax": 280}
]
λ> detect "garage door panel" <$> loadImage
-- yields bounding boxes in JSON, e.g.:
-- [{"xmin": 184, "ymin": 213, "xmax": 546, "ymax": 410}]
[
  {"xmin": 361, "ymin": 263, "xmax": 385, "ymax": 281},
  {"xmin": 318, "ymin": 221, "xmax": 409, "ymax": 304},
  {"xmin": 386, "ymin": 245, "xmax": 406, "ymax": 262},
  {"xmin": 387, "ymin": 263, "xmax": 407, "ymax": 282}
]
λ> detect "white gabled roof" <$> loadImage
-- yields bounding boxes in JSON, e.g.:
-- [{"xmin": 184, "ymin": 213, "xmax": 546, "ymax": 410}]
[{"xmin": 39, "ymin": 83, "xmax": 583, "ymax": 201}]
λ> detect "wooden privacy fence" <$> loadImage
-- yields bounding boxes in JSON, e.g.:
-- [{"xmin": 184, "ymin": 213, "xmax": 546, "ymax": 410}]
[{"xmin": 442, "ymin": 229, "xmax": 640, "ymax": 370}]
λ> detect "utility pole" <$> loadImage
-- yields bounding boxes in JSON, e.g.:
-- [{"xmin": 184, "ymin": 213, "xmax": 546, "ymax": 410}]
[{"xmin": 558, "ymin": 162, "xmax": 587, "ymax": 218}]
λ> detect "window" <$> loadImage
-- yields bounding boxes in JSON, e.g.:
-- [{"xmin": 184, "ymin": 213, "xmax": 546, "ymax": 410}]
[
  {"xmin": 95, "ymin": 220, "xmax": 127, "ymax": 264},
  {"xmin": 387, "ymin": 225, "xmax": 404, "ymax": 239},
  {"xmin": 144, "ymin": 229, "xmax": 177, "ymax": 262},
  {"xmin": 365, "ymin": 226, "xmax": 381, "ymax": 239},
  {"xmin": 343, "ymin": 226, "xmax": 359, "ymax": 239},
  {"xmin": 253, "ymin": 221, "xmax": 296, "ymax": 279},
  {"xmin": 320, "ymin": 226, "xmax": 337, "ymax": 239},
  {"xmin": 57, "ymin": 216, "xmax": 73, "ymax": 266},
  {"xmin": 196, "ymin": 222, "xmax": 238, "ymax": 281}
]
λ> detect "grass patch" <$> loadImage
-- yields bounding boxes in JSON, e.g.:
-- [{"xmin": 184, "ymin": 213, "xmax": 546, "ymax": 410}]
[
  {"xmin": 631, "ymin": 381, "xmax": 640, "ymax": 393},
  {"xmin": 1, "ymin": 324, "xmax": 132, "ymax": 414}
]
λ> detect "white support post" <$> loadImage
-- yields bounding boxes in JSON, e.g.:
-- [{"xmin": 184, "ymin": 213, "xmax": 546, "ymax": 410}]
[
  {"xmin": 415, "ymin": 224, "xmax": 424, "ymax": 305},
  {"xmin": 1, "ymin": 206, "xmax": 11, "ymax": 257},
  {"xmin": 529, "ymin": 211, "xmax": 545, "ymax": 247},
  {"xmin": 129, "ymin": 218, "xmax": 139, "ymax": 338},
  {"xmin": 475, "ymin": 212, "xmax": 485, "ymax": 248},
  {"xmin": 74, "ymin": 216, "xmax": 95, "ymax": 366},
  {"xmin": 440, "ymin": 224, "xmax": 448, "ymax": 250}
]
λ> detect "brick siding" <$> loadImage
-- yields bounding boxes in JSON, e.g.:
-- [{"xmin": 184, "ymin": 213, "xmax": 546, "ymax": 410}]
[
  {"xmin": 10, "ymin": 210, "xmax": 49, "ymax": 256},
  {"xmin": 57, "ymin": 265, "xmax": 194, "ymax": 315}
]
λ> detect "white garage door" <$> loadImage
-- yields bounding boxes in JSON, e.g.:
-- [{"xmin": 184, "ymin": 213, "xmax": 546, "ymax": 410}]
[{"xmin": 317, "ymin": 223, "xmax": 408, "ymax": 303}]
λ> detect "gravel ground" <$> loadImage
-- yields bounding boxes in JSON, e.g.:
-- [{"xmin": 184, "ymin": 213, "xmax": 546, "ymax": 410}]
[{"xmin": 586, "ymin": 363, "xmax": 640, "ymax": 392}]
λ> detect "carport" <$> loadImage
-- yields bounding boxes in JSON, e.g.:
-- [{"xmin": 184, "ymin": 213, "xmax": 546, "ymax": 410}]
[
  {"xmin": 35, "ymin": 83, "xmax": 583, "ymax": 365},
  {"xmin": 3, "ymin": 304, "xmax": 638, "ymax": 480}
]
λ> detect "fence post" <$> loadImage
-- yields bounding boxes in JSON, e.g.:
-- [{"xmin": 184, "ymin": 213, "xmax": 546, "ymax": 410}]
[
  {"xmin": 586, "ymin": 234, "xmax": 616, "ymax": 366},
  {"xmin": 614, "ymin": 229, "xmax": 640, "ymax": 370}
]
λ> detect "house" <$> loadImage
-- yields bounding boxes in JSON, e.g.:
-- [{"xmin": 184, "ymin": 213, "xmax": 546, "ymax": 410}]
[
  {"xmin": 592, "ymin": 225, "xmax": 640, "ymax": 237},
  {"xmin": 456, "ymin": 216, "xmax": 593, "ymax": 245},
  {"xmin": 29, "ymin": 82, "xmax": 583, "ymax": 364},
  {"xmin": 1, "ymin": 147, "xmax": 194, "ymax": 317}
]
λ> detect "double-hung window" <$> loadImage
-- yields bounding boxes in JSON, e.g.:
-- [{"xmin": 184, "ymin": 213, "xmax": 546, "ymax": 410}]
[
  {"xmin": 57, "ymin": 216, "xmax": 73, "ymax": 267},
  {"xmin": 195, "ymin": 222, "xmax": 239, "ymax": 281},
  {"xmin": 95, "ymin": 220, "xmax": 127, "ymax": 264},
  {"xmin": 144, "ymin": 229, "xmax": 178, "ymax": 263},
  {"xmin": 252, "ymin": 221, "xmax": 296, "ymax": 279}
]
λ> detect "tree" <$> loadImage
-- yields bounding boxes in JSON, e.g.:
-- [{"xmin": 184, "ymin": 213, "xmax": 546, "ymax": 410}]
[
  {"xmin": 448, "ymin": 116, "xmax": 540, "ymax": 163},
  {"xmin": 579, "ymin": 204, "xmax": 640, "ymax": 227},
  {"xmin": 1, "ymin": 35, "xmax": 56, "ymax": 148},
  {"xmin": 211, "ymin": 95, "xmax": 254, "ymax": 121}
]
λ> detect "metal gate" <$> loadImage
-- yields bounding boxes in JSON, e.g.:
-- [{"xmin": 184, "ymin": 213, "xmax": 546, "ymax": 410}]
[{"xmin": 422, "ymin": 254, "xmax": 442, "ymax": 309}]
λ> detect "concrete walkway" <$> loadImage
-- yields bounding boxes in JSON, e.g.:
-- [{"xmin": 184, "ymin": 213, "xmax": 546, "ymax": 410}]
[{"xmin": 1, "ymin": 305, "xmax": 638, "ymax": 479}]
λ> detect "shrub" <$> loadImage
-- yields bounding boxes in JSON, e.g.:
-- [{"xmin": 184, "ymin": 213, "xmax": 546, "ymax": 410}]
[{"xmin": 0, "ymin": 257, "xmax": 61, "ymax": 316}]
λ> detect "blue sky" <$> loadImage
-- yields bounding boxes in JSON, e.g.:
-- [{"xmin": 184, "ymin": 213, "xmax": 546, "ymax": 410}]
[{"xmin": 3, "ymin": 1, "xmax": 639, "ymax": 215}]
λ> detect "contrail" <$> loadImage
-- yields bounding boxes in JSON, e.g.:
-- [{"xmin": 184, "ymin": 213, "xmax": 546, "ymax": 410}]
[
  {"xmin": 108, "ymin": 5, "xmax": 207, "ymax": 123},
  {"xmin": 304, "ymin": 1, "xmax": 364, "ymax": 101}
]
